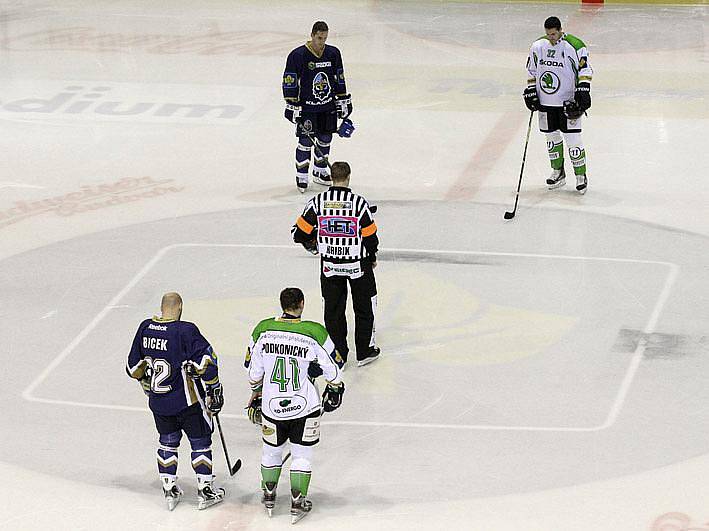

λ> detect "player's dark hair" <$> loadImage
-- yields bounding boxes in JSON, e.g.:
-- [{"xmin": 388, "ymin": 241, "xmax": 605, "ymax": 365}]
[
  {"xmin": 331, "ymin": 161, "xmax": 351, "ymax": 182},
  {"xmin": 280, "ymin": 287, "xmax": 304, "ymax": 312},
  {"xmin": 544, "ymin": 16, "xmax": 561, "ymax": 30},
  {"xmin": 312, "ymin": 21, "xmax": 328, "ymax": 34}
]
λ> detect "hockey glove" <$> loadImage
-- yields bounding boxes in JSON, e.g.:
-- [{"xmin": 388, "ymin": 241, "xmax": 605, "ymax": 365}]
[
  {"xmin": 184, "ymin": 362, "xmax": 200, "ymax": 379},
  {"xmin": 523, "ymin": 85, "xmax": 539, "ymax": 112},
  {"xmin": 246, "ymin": 395, "xmax": 262, "ymax": 425},
  {"xmin": 307, "ymin": 360, "xmax": 323, "ymax": 381},
  {"xmin": 284, "ymin": 102, "xmax": 302, "ymax": 124},
  {"xmin": 335, "ymin": 93, "xmax": 353, "ymax": 119},
  {"xmin": 574, "ymin": 82, "xmax": 591, "ymax": 112},
  {"xmin": 206, "ymin": 383, "xmax": 224, "ymax": 414},
  {"xmin": 139, "ymin": 366, "xmax": 153, "ymax": 396},
  {"xmin": 322, "ymin": 382, "xmax": 345, "ymax": 412},
  {"xmin": 337, "ymin": 118, "xmax": 355, "ymax": 138},
  {"xmin": 563, "ymin": 99, "xmax": 584, "ymax": 120}
]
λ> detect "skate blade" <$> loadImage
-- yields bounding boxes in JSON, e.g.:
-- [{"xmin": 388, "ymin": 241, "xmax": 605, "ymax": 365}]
[
  {"xmin": 266, "ymin": 507, "xmax": 273, "ymax": 517},
  {"xmin": 197, "ymin": 497, "xmax": 224, "ymax": 510},
  {"xmin": 291, "ymin": 511, "xmax": 309, "ymax": 524},
  {"xmin": 547, "ymin": 178, "xmax": 566, "ymax": 190},
  {"xmin": 166, "ymin": 496, "xmax": 181, "ymax": 511}
]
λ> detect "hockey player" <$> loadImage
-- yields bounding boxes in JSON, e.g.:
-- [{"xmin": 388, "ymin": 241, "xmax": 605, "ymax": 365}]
[
  {"xmin": 283, "ymin": 20, "xmax": 353, "ymax": 192},
  {"xmin": 126, "ymin": 292, "xmax": 225, "ymax": 511},
  {"xmin": 524, "ymin": 16, "xmax": 593, "ymax": 194},
  {"xmin": 245, "ymin": 287, "xmax": 344, "ymax": 524},
  {"xmin": 291, "ymin": 161, "xmax": 380, "ymax": 368}
]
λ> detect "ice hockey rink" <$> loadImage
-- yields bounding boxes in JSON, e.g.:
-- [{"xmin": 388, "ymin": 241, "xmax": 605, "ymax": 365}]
[{"xmin": 1, "ymin": 0, "xmax": 708, "ymax": 529}]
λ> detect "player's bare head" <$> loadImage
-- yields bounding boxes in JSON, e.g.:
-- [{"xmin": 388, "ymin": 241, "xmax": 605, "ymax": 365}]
[
  {"xmin": 544, "ymin": 17, "xmax": 562, "ymax": 44},
  {"xmin": 544, "ymin": 16, "xmax": 561, "ymax": 30},
  {"xmin": 310, "ymin": 21, "xmax": 328, "ymax": 53},
  {"xmin": 280, "ymin": 287, "xmax": 305, "ymax": 315},
  {"xmin": 331, "ymin": 161, "xmax": 351, "ymax": 185},
  {"xmin": 311, "ymin": 21, "xmax": 328, "ymax": 36},
  {"xmin": 161, "ymin": 292, "xmax": 183, "ymax": 318}
]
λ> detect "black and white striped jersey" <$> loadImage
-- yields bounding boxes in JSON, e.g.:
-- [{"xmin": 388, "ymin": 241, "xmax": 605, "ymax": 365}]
[{"xmin": 293, "ymin": 186, "xmax": 378, "ymax": 277}]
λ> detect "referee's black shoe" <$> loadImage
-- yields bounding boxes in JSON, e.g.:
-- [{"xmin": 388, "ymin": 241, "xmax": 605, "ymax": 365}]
[{"xmin": 357, "ymin": 347, "xmax": 380, "ymax": 367}]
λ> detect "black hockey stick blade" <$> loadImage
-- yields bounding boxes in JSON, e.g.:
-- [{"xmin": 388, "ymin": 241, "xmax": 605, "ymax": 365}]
[
  {"xmin": 503, "ymin": 210, "xmax": 516, "ymax": 220},
  {"xmin": 230, "ymin": 459, "xmax": 242, "ymax": 476}
]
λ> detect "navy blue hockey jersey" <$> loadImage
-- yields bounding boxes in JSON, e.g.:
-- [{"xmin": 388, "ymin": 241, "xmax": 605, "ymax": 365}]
[
  {"xmin": 126, "ymin": 318, "xmax": 219, "ymax": 416},
  {"xmin": 283, "ymin": 43, "xmax": 347, "ymax": 112}
]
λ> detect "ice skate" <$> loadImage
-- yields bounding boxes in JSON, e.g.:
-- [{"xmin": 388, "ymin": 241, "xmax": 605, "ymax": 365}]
[
  {"xmin": 197, "ymin": 483, "xmax": 225, "ymax": 510},
  {"xmin": 261, "ymin": 482, "xmax": 277, "ymax": 517},
  {"xmin": 290, "ymin": 491, "xmax": 312, "ymax": 524},
  {"xmin": 575, "ymin": 173, "xmax": 587, "ymax": 194},
  {"xmin": 357, "ymin": 347, "xmax": 380, "ymax": 367},
  {"xmin": 312, "ymin": 168, "xmax": 332, "ymax": 186},
  {"xmin": 546, "ymin": 168, "xmax": 566, "ymax": 190},
  {"xmin": 163, "ymin": 484, "xmax": 183, "ymax": 511},
  {"xmin": 296, "ymin": 175, "xmax": 308, "ymax": 193}
]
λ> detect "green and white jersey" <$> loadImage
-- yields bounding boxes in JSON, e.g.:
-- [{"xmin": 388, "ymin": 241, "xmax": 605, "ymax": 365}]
[
  {"xmin": 526, "ymin": 33, "xmax": 593, "ymax": 108},
  {"xmin": 245, "ymin": 316, "xmax": 342, "ymax": 421}
]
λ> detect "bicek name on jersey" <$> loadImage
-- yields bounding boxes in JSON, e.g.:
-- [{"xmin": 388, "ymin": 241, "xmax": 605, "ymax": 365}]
[
  {"xmin": 261, "ymin": 342, "xmax": 309, "ymax": 358},
  {"xmin": 143, "ymin": 337, "xmax": 168, "ymax": 351}
]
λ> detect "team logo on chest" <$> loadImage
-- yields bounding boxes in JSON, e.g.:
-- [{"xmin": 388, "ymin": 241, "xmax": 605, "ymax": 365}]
[
  {"xmin": 539, "ymin": 71, "xmax": 561, "ymax": 94},
  {"xmin": 312, "ymin": 72, "xmax": 332, "ymax": 102}
]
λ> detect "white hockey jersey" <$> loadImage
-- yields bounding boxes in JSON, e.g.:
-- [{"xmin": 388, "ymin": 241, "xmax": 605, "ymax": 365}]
[
  {"xmin": 526, "ymin": 33, "xmax": 592, "ymax": 108},
  {"xmin": 246, "ymin": 316, "xmax": 342, "ymax": 421}
]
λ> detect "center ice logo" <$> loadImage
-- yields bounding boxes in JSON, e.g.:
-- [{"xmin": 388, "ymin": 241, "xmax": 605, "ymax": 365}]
[
  {"xmin": 312, "ymin": 72, "xmax": 331, "ymax": 102},
  {"xmin": 540, "ymin": 72, "xmax": 560, "ymax": 95}
]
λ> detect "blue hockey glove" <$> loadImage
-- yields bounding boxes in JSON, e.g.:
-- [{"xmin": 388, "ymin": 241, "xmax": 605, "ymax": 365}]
[
  {"xmin": 285, "ymin": 102, "xmax": 301, "ymax": 124},
  {"xmin": 206, "ymin": 383, "xmax": 224, "ymax": 414},
  {"xmin": 322, "ymin": 382, "xmax": 345, "ymax": 412},
  {"xmin": 335, "ymin": 93, "xmax": 352, "ymax": 119},
  {"xmin": 337, "ymin": 118, "xmax": 355, "ymax": 138}
]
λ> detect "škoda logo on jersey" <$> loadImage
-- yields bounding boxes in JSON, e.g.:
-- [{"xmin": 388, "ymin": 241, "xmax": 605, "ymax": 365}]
[
  {"xmin": 319, "ymin": 216, "xmax": 357, "ymax": 237},
  {"xmin": 540, "ymin": 71, "xmax": 561, "ymax": 94}
]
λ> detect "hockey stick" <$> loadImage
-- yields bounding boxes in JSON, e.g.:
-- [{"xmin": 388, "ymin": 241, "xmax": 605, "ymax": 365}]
[
  {"xmin": 504, "ymin": 110, "xmax": 535, "ymax": 220},
  {"xmin": 215, "ymin": 414, "xmax": 242, "ymax": 476},
  {"xmin": 303, "ymin": 130, "xmax": 333, "ymax": 171}
]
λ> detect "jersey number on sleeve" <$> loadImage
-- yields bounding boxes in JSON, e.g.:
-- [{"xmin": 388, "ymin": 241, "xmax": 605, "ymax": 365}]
[{"xmin": 270, "ymin": 356, "xmax": 301, "ymax": 393}]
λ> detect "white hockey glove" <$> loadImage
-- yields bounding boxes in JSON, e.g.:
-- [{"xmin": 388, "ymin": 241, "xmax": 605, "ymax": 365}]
[{"xmin": 285, "ymin": 102, "xmax": 302, "ymax": 123}]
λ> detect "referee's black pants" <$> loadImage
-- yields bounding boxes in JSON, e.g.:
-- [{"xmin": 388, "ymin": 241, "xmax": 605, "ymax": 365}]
[{"xmin": 320, "ymin": 264, "xmax": 377, "ymax": 363}]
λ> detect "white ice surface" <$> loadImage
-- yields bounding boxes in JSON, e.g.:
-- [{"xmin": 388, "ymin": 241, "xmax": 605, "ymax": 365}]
[{"xmin": 1, "ymin": 2, "xmax": 708, "ymax": 530}]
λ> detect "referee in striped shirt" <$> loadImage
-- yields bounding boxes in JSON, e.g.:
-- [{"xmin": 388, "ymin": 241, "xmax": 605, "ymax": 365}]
[{"xmin": 292, "ymin": 161, "xmax": 380, "ymax": 368}]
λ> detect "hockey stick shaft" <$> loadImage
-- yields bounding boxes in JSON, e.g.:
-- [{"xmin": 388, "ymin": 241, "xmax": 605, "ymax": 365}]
[
  {"xmin": 304, "ymin": 130, "xmax": 333, "ymax": 170},
  {"xmin": 505, "ymin": 110, "xmax": 535, "ymax": 219},
  {"xmin": 215, "ymin": 414, "xmax": 242, "ymax": 476}
]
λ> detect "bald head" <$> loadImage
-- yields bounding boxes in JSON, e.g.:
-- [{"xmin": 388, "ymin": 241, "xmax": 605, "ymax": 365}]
[{"xmin": 160, "ymin": 292, "xmax": 183, "ymax": 319}]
